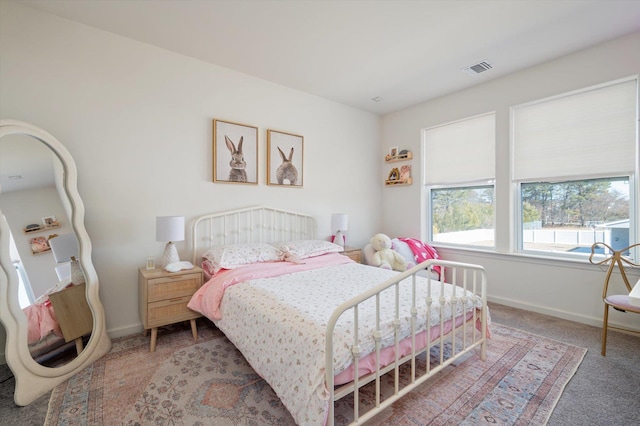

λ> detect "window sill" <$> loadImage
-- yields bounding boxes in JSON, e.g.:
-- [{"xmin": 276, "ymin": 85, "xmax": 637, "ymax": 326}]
[{"xmin": 432, "ymin": 244, "xmax": 640, "ymax": 277}]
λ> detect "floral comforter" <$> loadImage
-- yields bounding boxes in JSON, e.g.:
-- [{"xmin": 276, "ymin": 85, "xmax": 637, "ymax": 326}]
[{"xmin": 188, "ymin": 253, "xmax": 483, "ymax": 425}]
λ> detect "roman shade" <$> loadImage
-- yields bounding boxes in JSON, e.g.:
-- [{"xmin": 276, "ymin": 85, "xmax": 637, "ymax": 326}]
[
  {"xmin": 424, "ymin": 113, "xmax": 495, "ymax": 185},
  {"xmin": 512, "ymin": 77, "xmax": 637, "ymax": 182}
]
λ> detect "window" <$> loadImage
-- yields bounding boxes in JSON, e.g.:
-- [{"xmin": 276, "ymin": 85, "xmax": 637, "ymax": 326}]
[
  {"xmin": 513, "ymin": 77, "xmax": 637, "ymax": 259},
  {"xmin": 520, "ymin": 177, "xmax": 630, "ymax": 255},
  {"xmin": 423, "ymin": 113, "xmax": 495, "ymax": 248},
  {"xmin": 431, "ymin": 185, "xmax": 494, "ymax": 246}
]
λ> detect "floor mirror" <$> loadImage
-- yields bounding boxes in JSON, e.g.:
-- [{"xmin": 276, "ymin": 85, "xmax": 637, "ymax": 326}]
[{"xmin": 0, "ymin": 119, "xmax": 111, "ymax": 405}]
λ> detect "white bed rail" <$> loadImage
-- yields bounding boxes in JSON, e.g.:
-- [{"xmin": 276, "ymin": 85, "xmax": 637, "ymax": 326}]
[{"xmin": 325, "ymin": 259, "xmax": 488, "ymax": 425}]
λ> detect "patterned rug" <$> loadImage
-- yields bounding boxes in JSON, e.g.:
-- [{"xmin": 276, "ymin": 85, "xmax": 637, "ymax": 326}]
[{"xmin": 45, "ymin": 321, "xmax": 586, "ymax": 425}]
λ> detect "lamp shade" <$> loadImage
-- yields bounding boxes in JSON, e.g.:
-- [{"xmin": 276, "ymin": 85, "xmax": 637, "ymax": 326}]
[
  {"xmin": 331, "ymin": 214, "xmax": 348, "ymax": 232},
  {"xmin": 49, "ymin": 233, "xmax": 79, "ymax": 264},
  {"xmin": 50, "ymin": 233, "xmax": 85, "ymax": 284},
  {"xmin": 156, "ymin": 216, "xmax": 185, "ymax": 242}
]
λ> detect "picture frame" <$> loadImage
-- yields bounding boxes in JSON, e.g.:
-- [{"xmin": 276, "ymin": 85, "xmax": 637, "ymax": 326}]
[
  {"xmin": 213, "ymin": 119, "xmax": 258, "ymax": 184},
  {"xmin": 267, "ymin": 129, "xmax": 304, "ymax": 187},
  {"xmin": 29, "ymin": 236, "xmax": 51, "ymax": 255},
  {"xmin": 389, "ymin": 146, "xmax": 399, "ymax": 158},
  {"xmin": 400, "ymin": 165, "xmax": 411, "ymax": 182},
  {"xmin": 146, "ymin": 256, "xmax": 156, "ymax": 270},
  {"xmin": 41, "ymin": 215, "xmax": 59, "ymax": 228}
]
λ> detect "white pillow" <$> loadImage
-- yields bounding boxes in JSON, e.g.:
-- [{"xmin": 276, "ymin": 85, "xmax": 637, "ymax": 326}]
[
  {"xmin": 201, "ymin": 243, "xmax": 281, "ymax": 274},
  {"xmin": 271, "ymin": 240, "xmax": 343, "ymax": 263},
  {"xmin": 391, "ymin": 238, "xmax": 415, "ymax": 264}
]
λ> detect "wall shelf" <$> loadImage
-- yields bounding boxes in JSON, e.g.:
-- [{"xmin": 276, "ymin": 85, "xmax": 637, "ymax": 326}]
[
  {"xmin": 385, "ymin": 151, "xmax": 413, "ymax": 162},
  {"xmin": 23, "ymin": 224, "xmax": 61, "ymax": 234},
  {"xmin": 385, "ymin": 177, "xmax": 413, "ymax": 186}
]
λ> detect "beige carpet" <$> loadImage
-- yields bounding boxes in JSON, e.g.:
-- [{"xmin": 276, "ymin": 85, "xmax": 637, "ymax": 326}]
[{"xmin": 45, "ymin": 321, "xmax": 586, "ymax": 425}]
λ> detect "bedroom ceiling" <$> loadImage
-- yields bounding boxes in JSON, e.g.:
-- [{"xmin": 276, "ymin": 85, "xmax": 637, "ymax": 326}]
[{"xmin": 12, "ymin": 1, "xmax": 640, "ymax": 115}]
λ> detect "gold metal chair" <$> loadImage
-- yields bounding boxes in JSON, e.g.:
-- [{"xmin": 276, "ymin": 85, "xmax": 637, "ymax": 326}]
[{"xmin": 589, "ymin": 242, "xmax": 640, "ymax": 356}]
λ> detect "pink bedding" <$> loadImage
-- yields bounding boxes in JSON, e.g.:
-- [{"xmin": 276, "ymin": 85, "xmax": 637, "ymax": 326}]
[
  {"xmin": 334, "ymin": 310, "xmax": 478, "ymax": 385},
  {"xmin": 23, "ymin": 301, "xmax": 63, "ymax": 345},
  {"xmin": 188, "ymin": 253, "xmax": 353, "ymax": 320}
]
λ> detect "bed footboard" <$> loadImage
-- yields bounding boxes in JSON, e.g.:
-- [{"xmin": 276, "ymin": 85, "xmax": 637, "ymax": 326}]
[{"xmin": 325, "ymin": 259, "xmax": 487, "ymax": 425}]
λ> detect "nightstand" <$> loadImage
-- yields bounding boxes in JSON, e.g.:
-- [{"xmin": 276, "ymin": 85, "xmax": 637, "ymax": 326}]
[
  {"xmin": 48, "ymin": 283, "xmax": 93, "ymax": 355},
  {"xmin": 138, "ymin": 266, "xmax": 203, "ymax": 352},
  {"xmin": 341, "ymin": 246, "xmax": 362, "ymax": 263}
]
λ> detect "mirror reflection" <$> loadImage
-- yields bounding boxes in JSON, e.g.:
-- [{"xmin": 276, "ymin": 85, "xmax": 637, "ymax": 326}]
[{"xmin": 0, "ymin": 134, "xmax": 92, "ymax": 367}]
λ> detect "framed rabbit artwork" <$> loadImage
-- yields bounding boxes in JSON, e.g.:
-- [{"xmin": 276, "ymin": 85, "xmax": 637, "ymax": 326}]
[
  {"xmin": 267, "ymin": 129, "xmax": 304, "ymax": 187},
  {"xmin": 213, "ymin": 119, "xmax": 258, "ymax": 184}
]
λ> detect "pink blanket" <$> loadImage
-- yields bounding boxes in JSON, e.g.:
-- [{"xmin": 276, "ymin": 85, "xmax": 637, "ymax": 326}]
[
  {"xmin": 399, "ymin": 237, "xmax": 443, "ymax": 277},
  {"xmin": 23, "ymin": 302, "xmax": 63, "ymax": 344},
  {"xmin": 188, "ymin": 253, "xmax": 354, "ymax": 320}
]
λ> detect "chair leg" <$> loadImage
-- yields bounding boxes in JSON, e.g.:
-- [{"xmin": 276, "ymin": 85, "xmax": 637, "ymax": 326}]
[{"xmin": 601, "ymin": 304, "xmax": 609, "ymax": 356}]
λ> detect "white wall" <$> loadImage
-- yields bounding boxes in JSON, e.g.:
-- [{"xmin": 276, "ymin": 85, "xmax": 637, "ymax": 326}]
[
  {"xmin": 0, "ymin": 1, "xmax": 381, "ymax": 356},
  {"xmin": 381, "ymin": 31, "xmax": 640, "ymax": 332},
  {"xmin": 1, "ymin": 186, "xmax": 72, "ymax": 298}
]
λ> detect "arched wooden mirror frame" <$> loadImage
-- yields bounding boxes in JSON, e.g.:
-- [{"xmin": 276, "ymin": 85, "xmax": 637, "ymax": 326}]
[{"xmin": 0, "ymin": 119, "xmax": 111, "ymax": 405}]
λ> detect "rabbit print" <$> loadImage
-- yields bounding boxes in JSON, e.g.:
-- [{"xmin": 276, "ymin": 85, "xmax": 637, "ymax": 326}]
[
  {"xmin": 225, "ymin": 135, "xmax": 247, "ymax": 182},
  {"xmin": 276, "ymin": 146, "xmax": 298, "ymax": 185}
]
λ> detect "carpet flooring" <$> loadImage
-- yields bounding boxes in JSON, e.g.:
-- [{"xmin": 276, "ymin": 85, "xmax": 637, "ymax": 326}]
[{"xmin": 2, "ymin": 302, "xmax": 638, "ymax": 425}]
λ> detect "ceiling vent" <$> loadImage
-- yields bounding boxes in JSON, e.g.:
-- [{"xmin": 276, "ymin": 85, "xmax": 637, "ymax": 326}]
[{"xmin": 463, "ymin": 61, "xmax": 493, "ymax": 75}]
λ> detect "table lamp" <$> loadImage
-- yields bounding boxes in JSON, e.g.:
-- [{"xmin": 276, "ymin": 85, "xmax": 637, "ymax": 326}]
[
  {"xmin": 331, "ymin": 213, "xmax": 348, "ymax": 247},
  {"xmin": 49, "ymin": 233, "xmax": 85, "ymax": 284},
  {"xmin": 156, "ymin": 216, "xmax": 185, "ymax": 267}
]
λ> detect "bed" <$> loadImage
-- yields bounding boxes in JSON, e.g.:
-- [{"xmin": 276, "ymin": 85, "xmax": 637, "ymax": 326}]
[{"xmin": 187, "ymin": 206, "xmax": 488, "ymax": 425}]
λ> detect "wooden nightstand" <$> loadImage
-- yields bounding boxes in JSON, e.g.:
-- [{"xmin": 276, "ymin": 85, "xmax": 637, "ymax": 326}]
[
  {"xmin": 48, "ymin": 283, "xmax": 93, "ymax": 355},
  {"xmin": 138, "ymin": 266, "xmax": 203, "ymax": 352},
  {"xmin": 342, "ymin": 246, "xmax": 362, "ymax": 263}
]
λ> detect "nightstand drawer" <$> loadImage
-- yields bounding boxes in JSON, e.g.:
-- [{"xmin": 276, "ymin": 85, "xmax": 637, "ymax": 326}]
[
  {"xmin": 147, "ymin": 273, "xmax": 202, "ymax": 302},
  {"xmin": 147, "ymin": 296, "xmax": 198, "ymax": 327}
]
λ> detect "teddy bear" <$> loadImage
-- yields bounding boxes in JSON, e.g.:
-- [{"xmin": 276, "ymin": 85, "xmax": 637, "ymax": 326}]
[{"xmin": 370, "ymin": 233, "xmax": 410, "ymax": 272}]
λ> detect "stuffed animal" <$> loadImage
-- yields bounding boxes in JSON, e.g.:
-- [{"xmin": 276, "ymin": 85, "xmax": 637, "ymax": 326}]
[{"xmin": 370, "ymin": 233, "xmax": 409, "ymax": 272}]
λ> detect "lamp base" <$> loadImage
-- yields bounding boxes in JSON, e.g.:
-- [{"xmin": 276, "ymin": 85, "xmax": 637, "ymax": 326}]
[
  {"xmin": 161, "ymin": 242, "xmax": 180, "ymax": 268},
  {"xmin": 334, "ymin": 230, "xmax": 345, "ymax": 247},
  {"xmin": 70, "ymin": 256, "xmax": 85, "ymax": 285}
]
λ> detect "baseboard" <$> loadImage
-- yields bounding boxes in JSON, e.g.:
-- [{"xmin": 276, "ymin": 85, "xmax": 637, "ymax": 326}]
[
  {"xmin": 488, "ymin": 295, "xmax": 640, "ymax": 333},
  {"xmin": 107, "ymin": 323, "xmax": 144, "ymax": 339}
]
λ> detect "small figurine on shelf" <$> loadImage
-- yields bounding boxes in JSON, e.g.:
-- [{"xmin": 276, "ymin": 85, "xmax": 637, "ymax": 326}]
[
  {"xmin": 24, "ymin": 223, "xmax": 43, "ymax": 233},
  {"xmin": 384, "ymin": 147, "xmax": 413, "ymax": 162},
  {"xmin": 388, "ymin": 168, "xmax": 400, "ymax": 181}
]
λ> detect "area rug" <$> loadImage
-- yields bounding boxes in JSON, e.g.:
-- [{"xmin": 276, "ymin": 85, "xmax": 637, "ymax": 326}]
[{"xmin": 45, "ymin": 321, "xmax": 586, "ymax": 425}]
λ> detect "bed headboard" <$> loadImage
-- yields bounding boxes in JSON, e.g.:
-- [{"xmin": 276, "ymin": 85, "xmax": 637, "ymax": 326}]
[{"xmin": 190, "ymin": 206, "xmax": 317, "ymax": 264}]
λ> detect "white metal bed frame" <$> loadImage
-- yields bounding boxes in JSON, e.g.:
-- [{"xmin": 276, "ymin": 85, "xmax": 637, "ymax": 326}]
[
  {"xmin": 326, "ymin": 260, "xmax": 487, "ymax": 424},
  {"xmin": 190, "ymin": 206, "xmax": 488, "ymax": 425}
]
